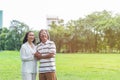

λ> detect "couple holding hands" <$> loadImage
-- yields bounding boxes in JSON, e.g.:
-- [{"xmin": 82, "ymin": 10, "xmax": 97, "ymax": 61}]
[{"xmin": 20, "ymin": 29, "xmax": 57, "ymax": 80}]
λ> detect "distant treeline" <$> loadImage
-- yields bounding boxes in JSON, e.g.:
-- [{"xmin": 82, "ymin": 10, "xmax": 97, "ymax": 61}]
[{"xmin": 0, "ymin": 10, "xmax": 120, "ymax": 53}]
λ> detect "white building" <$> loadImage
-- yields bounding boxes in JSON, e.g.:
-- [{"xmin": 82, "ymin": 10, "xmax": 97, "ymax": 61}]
[
  {"xmin": 0, "ymin": 10, "xmax": 3, "ymax": 29},
  {"xmin": 46, "ymin": 16, "xmax": 59, "ymax": 29}
]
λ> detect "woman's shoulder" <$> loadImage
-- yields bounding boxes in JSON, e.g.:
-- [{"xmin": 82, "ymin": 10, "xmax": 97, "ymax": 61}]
[{"xmin": 21, "ymin": 42, "xmax": 27, "ymax": 48}]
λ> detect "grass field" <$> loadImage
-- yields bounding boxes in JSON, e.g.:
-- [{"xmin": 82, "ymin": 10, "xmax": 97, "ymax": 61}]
[{"xmin": 0, "ymin": 51, "xmax": 120, "ymax": 80}]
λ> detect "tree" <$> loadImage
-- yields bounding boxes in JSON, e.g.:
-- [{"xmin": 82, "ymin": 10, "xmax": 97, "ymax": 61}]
[
  {"xmin": 49, "ymin": 19, "xmax": 67, "ymax": 52},
  {"xmin": 0, "ymin": 28, "xmax": 9, "ymax": 50},
  {"xmin": 5, "ymin": 20, "xmax": 29, "ymax": 50}
]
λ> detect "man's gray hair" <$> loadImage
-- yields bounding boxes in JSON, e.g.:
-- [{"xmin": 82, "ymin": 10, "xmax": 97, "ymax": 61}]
[{"xmin": 39, "ymin": 29, "xmax": 50, "ymax": 42}]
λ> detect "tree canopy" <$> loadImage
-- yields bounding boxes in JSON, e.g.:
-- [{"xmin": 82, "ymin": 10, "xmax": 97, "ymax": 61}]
[{"xmin": 0, "ymin": 10, "xmax": 120, "ymax": 53}]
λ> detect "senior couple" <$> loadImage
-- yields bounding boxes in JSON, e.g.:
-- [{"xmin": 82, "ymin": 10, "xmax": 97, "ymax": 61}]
[{"xmin": 20, "ymin": 29, "xmax": 57, "ymax": 80}]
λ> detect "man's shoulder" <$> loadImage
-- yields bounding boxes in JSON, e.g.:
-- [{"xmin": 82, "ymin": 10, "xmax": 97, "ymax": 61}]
[
  {"xmin": 47, "ymin": 40, "xmax": 54, "ymax": 44},
  {"xmin": 36, "ymin": 43, "xmax": 42, "ymax": 47}
]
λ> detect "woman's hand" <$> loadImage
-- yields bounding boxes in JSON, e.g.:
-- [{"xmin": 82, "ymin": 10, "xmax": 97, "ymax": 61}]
[{"xmin": 34, "ymin": 52, "xmax": 41, "ymax": 60}]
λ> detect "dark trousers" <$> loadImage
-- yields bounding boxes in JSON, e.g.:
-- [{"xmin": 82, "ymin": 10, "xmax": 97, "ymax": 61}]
[{"xmin": 39, "ymin": 72, "xmax": 57, "ymax": 80}]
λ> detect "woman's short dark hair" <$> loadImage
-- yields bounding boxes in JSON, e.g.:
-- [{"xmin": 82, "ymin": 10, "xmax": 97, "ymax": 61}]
[
  {"xmin": 23, "ymin": 31, "xmax": 36, "ymax": 44},
  {"xmin": 39, "ymin": 29, "xmax": 50, "ymax": 42}
]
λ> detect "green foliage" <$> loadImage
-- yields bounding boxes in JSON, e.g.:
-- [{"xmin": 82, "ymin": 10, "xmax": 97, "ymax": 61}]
[
  {"xmin": 0, "ymin": 28, "xmax": 9, "ymax": 50},
  {"xmin": 49, "ymin": 19, "xmax": 68, "ymax": 52},
  {"xmin": 48, "ymin": 10, "xmax": 120, "ymax": 53},
  {"xmin": 0, "ymin": 10, "xmax": 120, "ymax": 53},
  {"xmin": 0, "ymin": 20, "xmax": 29, "ymax": 50}
]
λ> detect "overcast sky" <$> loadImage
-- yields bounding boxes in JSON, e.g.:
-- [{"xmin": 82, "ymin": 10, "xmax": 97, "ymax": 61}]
[{"xmin": 0, "ymin": 0, "xmax": 120, "ymax": 30}]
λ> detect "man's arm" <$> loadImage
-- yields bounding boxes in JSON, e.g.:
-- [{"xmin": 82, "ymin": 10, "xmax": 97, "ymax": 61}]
[
  {"xmin": 34, "ymin": 52, "xmax": 55, "ymax": 60},
  {"xmin": 41, "ymin": 53, "xmax": 55, "ymax": 59}
]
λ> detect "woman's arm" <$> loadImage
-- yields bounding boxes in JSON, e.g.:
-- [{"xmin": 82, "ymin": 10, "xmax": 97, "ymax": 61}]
[{"xmin": 20, "ymin": 46, "xmax": 34, "ymax": 61}]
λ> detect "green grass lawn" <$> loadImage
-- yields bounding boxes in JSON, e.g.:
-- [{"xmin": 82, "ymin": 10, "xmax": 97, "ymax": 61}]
[{"xmin": 0, "ymin": 51, "xmax": 120, "ymax": 80}]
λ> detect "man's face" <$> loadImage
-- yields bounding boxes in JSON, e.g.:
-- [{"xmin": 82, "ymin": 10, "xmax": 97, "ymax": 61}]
[{"xmin": 40, "ymin": 30, "xmax": 48, "ymax": 43}]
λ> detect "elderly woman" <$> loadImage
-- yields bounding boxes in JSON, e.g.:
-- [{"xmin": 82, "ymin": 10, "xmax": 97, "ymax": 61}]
[{"xmin": 34, "ymin": 29, "xmax": 57, "ymax": 80}]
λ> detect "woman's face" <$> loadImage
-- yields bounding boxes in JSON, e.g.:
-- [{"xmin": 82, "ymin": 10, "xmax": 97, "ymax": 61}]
[
  {"xmin": 39, "ymin": 30, "xmax": 48, "ymax": 43},
  {"xmin": 27, "ymin": 32, "xmax": 35, "ymax": 42}
]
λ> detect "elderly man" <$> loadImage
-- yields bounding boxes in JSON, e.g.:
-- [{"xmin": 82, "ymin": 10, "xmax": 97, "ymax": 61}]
[{"xmin": 34, "ymin": 29, "xmax": 57, "ymax": 80}]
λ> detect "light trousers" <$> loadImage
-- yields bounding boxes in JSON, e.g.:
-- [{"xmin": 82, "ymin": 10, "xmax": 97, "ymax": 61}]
[{"xmin": 22, "ymin": 72, "xmax": 36, "ymax": 80}]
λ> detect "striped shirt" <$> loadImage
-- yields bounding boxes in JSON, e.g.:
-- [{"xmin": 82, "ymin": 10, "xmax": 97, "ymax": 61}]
[{"xmin": 36, "ymin": 40, "xmax": 56, "ymax": 73}]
